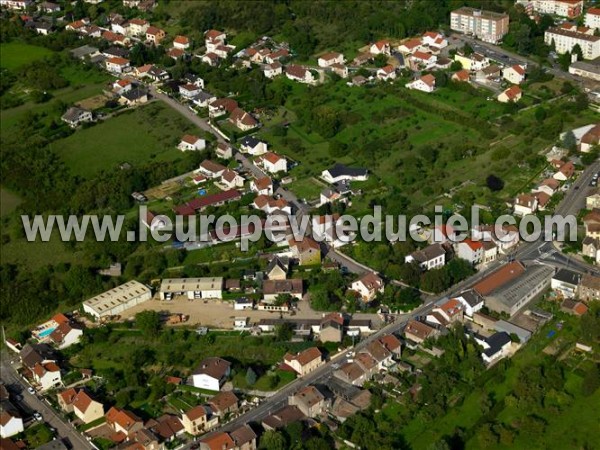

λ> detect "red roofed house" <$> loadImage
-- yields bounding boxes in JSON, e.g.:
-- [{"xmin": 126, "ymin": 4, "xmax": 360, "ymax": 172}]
[
  {"xmin": 220, "ymin": 169, "xmax": 245, "ymax": 189},
  {"xmin": 553, "ymin": 161, "xmax": 575, "ymax": 181},
  {"xmin": 209, "ymin": 98, "xmax": 239, "ymax": 118},
  {"xmin": 514, "ymin": 193, "xmax": 538, "ymax": 216},
  {"xmin": 410, "ymin": 50, "xmax": 437, "ymax": 68},
  {"xmin": 404, "ymin": 320, "xmax": 438, "ymax": 344},
  {"xmin": 317, "ymin": 52, "xmax": 344, "ymax": 67},
  {"xmin": 178, "ymin": 135, "xmax": 206, "ymax": 151},
  {"xmin": 105, "ymin": 56, "xmax": 130, "ymax": 74},
  {"xmin": 370, "ymin": 40, "xmax": 391, "ymax": 55},
  {"xmin": 179, "ymin": 83, "xmax": 202, "ymax": 98},
  {"xmin": 128, "ymin": 18, "xmax": 149, "ymax": 36},
  {"xmin": 192, "ymin": 357, "xmax": 231, "ymax": 391},
  {"xmin": 198, "ymin": 160, "xmax": 227, "ymax": 178},
  {"xmin": 228, "ymin": 108, "xmax": 258, "ymax": 131},
  {"xmin": 182, "ymin": 405, "xmax": 217, "ymax": 435},
  {"xmin": 534, "ymin": 191, "xmax": 551, "ymax": 210},
  {"xmin": 58, "ymin": 389, "xmax": 104, "ymax": 424},
  {"xmin": 405, "ymin": 74, "xmax": 436, "ymax": 92},
  {"xmin": 146, "ymin": 26, "xmax": 166, "ymax": 45},
  {"xmin": 498, "ymin": 85, "xmax": 522, "ymax": 103},
  {"xmin": 106, "ymin": 407, "xmax": 143, "ymax": 437},
  {"xmin": 263, "ymin": 61, "xmax": 283, "ymax": 79},
  {"xmin": 32, "ymin": 362, "xmax": 61, "ymax": 391},
  {"xmin": 457, "ymin": 239, "xmax": 484, "ymax": 265},
  {"xmin": 285, "ymin": 65, "xmax": 315, "ymax": 84},
  {"xmin": 250, "ymin": 176, "xmax": 273, "ymax": 195},
  {"xmin": 452, "ymin": 69, "xmax": 470, "ymax": 82},
  {"xmin": 283, "ymin": 347, "xmax": 323, "ymax": 376},
  {"xmin": 580, "ymin": 124, "xmax": 600, "ymax": 152},
  {"xmin": 503, "ymin": 64, "xmax": 526, "ymax": 84},
  {"xmin": 48, "ymin": 322, "xmax": 83, "ymax": 349},
  {"xmin": 427, "ymin": 298, "xmax": 464, "ymax": 326},
  {"xmin": 422, "ymin": 31, "xmax": 448, "ymax": 48},
  {"xmin": 351, "ymin": 272, "xmax": 384, "ymax": 303},
  {"xmin": 259, "ymin": 152, "xmax": 287, "ymax": 174},
  {"xmin": 265, "ymin": 48, "xmax": 290, "ymax": 64},
  {"xmin": 288, "ymin": 237, "xmax": 321, "ymax": 265},
  {"xmin": 376, "ymin": 65, "xmax": 396, "ymax": 81},
  {"xmin": 173, "ymin": 35, "xmax": 190, "ymax": 50},
  {"xmin": 205, "ymin": 29, "xmax": 226, "ymax": 52},
  {"xmin": 397, "ymin": 38, "xmax": 422, "ymax": 54},
  {"xmin": 585, "ymin": 7, "xmax": 600, "ymax": 29}
]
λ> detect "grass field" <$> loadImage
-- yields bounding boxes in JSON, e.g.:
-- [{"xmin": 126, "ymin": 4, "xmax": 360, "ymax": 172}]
[
  {"xmin": 0, "ymin": 42, "xmax": 53, "ymax": 70},
  {"xmin": 0, "ymin": 187, "xmax": 22, "ymax": 216},
  {"xmin": 52, "ymin": 102, "xmax": 202, "ymax": 178}
]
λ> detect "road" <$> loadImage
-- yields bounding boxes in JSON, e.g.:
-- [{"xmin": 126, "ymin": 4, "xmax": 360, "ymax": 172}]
[
  {"xmin": 0, "ymin": 351, "xmax": 94, "ymax": 449},
  {"xmin": 451, "ymin": 33, "xmax": 582, "ymax": 84}
]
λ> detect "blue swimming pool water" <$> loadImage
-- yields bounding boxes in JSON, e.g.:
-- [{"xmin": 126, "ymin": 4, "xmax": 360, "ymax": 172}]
[{"xmin": 38, "ymin": 327, "xmax": 57, "ymax": 338}]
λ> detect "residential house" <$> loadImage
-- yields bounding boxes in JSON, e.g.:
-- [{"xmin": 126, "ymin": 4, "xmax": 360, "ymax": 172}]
[
  {"xmin": 350, "ymin": 272, "xmax": 384, "ymax": 303},
  {"xmin": 38, "ymin": 1, "xmax": 60, "ymax": 12},
  {"xmin": 404, "ymin": 320, "xmax": 438, "ymax": 344},
  {"xmin": 498, "ymin": 85, "xmax": 522, "ymax": 103},
  {"xmin": 220, "ymin": 169, "xmax": 244, "ymax": 189},
  {"xmin": 471, "ymin": 224, "xmax": 519, "ymax": 254},
  {"xmin": 48, "ymin": 322, "xmax": 83, "ymax": 349},
  {"xmin": 253, "ymin": 195, "xmax": 291, "ymax": 215},
  {"xmin": 319, "ymin": 313, "xmax": 344, "ymax": 343},
  {"xmin": 370, "ymin": 40, "xmax": 391, "ymax": 55},
  {"xmin": 476, "ymin": 64, "xmax": 501, "ymax": 81},
  {"xmin": 586, "ymin": 7, "xmax": 600, "ymax": 30},
  {"xmin": 580, "ymin": 124, "xmax": 600, "ymax": 152},
  {"xmin": 582, "ymin": 236, "xmax": 600, "ymax": 263},
  {"xmin": 182, "ymin": 406, "xmax": 212, "ymax": 436},
  {"xmin": 321, "ymin": 163, "xmax": 368, "ymax": 183},
  {"xmin": 229, "ymin": 425, "xmax": 257, "ymax": 450},
  {"xmin": 262, "ymin": 279, "xmax": 303, "ymax": 301},
  {"xmin": 146, "ymin": 414, "xmax": 185, "ymax": 442},
  {"xmin": 318, "ymin": 52, "xmax": 344, "ymax": 67},
  {"xmin": 474, "ymin": 332, "xmax": 512, "ymax": 364},
  {"xmin": 482, "ymin": 240, "xmax": 498, "ymax": 264},
  {"xmin": 266, "ymin": 256, "xmax": 288, "ymax": 280},
  {"xmin": 578, "ymin": 274, "xmax": 600, "ymax": 301},
  {"xmin": 454, "ymin": 290, "xmax": 484, "ymax": 317},
  {"xmin": 102, "ymin": 31, "xmax": 129, "ymax": 46},
  {"xmin": 405, "ymin": 243, "xmax": 446, "ymax": 270},
  {"xmin": 192, "ymin": 357, "xmax": 231, "ymax": 391},
  {"xmin": 199, "ymin": 160, "xmax": 227, "ymax": 178},
  {"xmin": 288, "ymin": 237, "xmax": 321, "ymax": 265},
  {"xmin": 551, "ymin": 268, "xmax": 581, "ymax": 298},
  {"xmin": 454, "ymin": 52, "xmax": 490, "ymax": 71},
  {"xmin": 503, "ymin": 64, "xmax": 526, "ymax": 84},
  {"xmin": 146, "ymin": 26, "xmax": 166, "ymax": 45},
  {"xmin": 105, "ymin": 407, "xmax": 143, "ymax": 438},
  {"xmin": 514, "ymin": 193, "xmax": 538, "ymax": 215},
  {"xmin": 285, "ymin": 65, "xmax": 315, "ymax": 84},
  {"xmin": 259, "ymin": 152, "xmax": 287, "ymax": 174},
  {"xmin": 192, "ymin": 91, "xmax": 217, "ymax": 108},
  {"xmin": 452, "ymin": 69, "xmax": 471, "ymax": 82},
  {"xmin": 410, "ymin": 50, "xmax": 437, "ymax": 69},
  {"xmin": 405, "ymin": 74, "xmax": 436, "ymax": 93},
  {"xmin": 262, "ymin": 405, "xmax": 305, "ymax": 431},
  {"xmin": 535, "ymin": 191, "xmax": 551, "ymax": 210},
  {"xmin": 553, "ymin": 161, "xmax": 575, "ymax": 181},
  {"xmin": 239, "ymin": 136, "xmax": 268, "ymax": 155},
  {"xmin": 561, "ymin": 299, "xmax": 588, "ymax": 316},
  {"xmin": 119, "ymin": 87, "xmax": 148, "ymax": 106},
  {"xmin": 61, "ymin": 107, "xmax": 92, "ymax": 127},
  {"xmin": 229, "ymin": 108, "xmax": 258, "ymax": 131},
  {"xmin": 128, "ymin": 18, "xmax": 149, "ymax": 36},
  {"xmin": 283, "ymin": 347, "xmax": 323, "ymax": 376},
  {"xmin": 330, "ymin": 63, "xmax": 349, "ymax": 78},
  {"xmin": 288, "ymin": 386, "xmax": 327, "ymax": 418},
  {"xmin": 265, "ymin": 49, "xmax": 289, "ymax": 64},
  {"xmin": 250, "ymin": 176, "xmax": 273, "ymax": 195},
  {"xmin": 216, "ymin": 142, "xmax": 233, "ymax": 159},
  {"xmin": 32, "ymin": 362, "xmax": 61, "ymax": 391},
  {"xmin": 536, "ymin": 178, "xmax": 561, "ymax": 196},
  {"xmin": 376, "ymin": 65, "xmax": 396, "ymax": 81},
  {"xmin": 105, "ymin": 56, "xmax": 130, "ymax": 74},
  {"xmin": 0, "ymin": 409, "xmax": 23, "ymax": 438},
  {"xmin": 457, "ymin": 239, "xmax": 484, "ymax": 265},
  {"xmin": 205, "ymin": 29, "xmax": 226, "ymax": 52},
  {"xmin": 207, "ymin": 391, "xmax": 238, "ymax": 418},
  {"xmin": 178, "ymin": 135, "xmax": 206, "ymax": 151},
  {"xmin": 173, "ymin": 35, "xmax": 190, "ymax": 50},
  {"xmin": 179, "ymin": 83, "xmax": 202, "ymax": 99},
  {"xmin": 584, "ymin": 209, "xmax": 600, "ymax": 239},
  {"xmin": 263, "ymin": 61, "xmax": 283, "ymax": 78},
  {"xmin": 422, "ymin": 31, "xmax": 448, "ymax": 49},
  {"xmin": 426, "ymin": 298, "xmax": 464, "ymax": 327},
  {"xmin": 58, "ymin": 389, "xmax": 104, "ymax": 424},
  {"xmin": 202, "ymin": 52, "xmax": 221, "ymax": 66}
]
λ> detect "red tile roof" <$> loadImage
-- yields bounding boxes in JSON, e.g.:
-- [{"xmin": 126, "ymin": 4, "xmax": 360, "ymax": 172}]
[{"xmin": 473, "ymin": 261, "xmax": 526, "ymax": 296}]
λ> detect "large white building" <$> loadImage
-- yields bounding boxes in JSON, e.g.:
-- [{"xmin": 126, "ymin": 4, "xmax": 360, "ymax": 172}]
[
  {"xmin": 159, "ymin": 277, "xmax": 223, "ymax": 300},
  {"xmin": 585, "ymin": 7, "xmax": 600, "ymax": 30},
  {"xmin": 450, "ymin": 7, "xmax": 509, "ymax": 43},
  {"xmin": 544, "ymin": 26, "xmax": 600, "ymax": 60},
  {"xmin": 82, "ymin": 281, "xmax": 152, "ymax": 319},
  {"xmin": 516, "ymin": 0, "xmax": 583, "ymax": 19}
]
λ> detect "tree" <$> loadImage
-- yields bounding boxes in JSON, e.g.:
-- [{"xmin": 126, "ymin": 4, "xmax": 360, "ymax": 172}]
[
  {"xmin": 486, "ymin": 174, "xmax": 504, "ymax": 192},
  {"xmin": 571, "ymin": 43, "xmax": 583, "ymax": 61},
  {"xmin": 135, "ymin": 310, "xmax": 162, "ymax": 338},
  {"xmin": 274, "ymin": 323, "xmax": 293, "ymax": 342},
  {"xmin": 450, "ymin": 61, "xmax": 462, "ymax": 71},
  {"xmin": 245, "ymin": 367, "xmax": 257, "ymax": 386},
  {"xmin": 373, "ymin": 53, "xmax": 389, "ymax": 68},
  {"xmin": 259, "ymin": 430, "xmax": 287, "ymax": 450},
  {"xmin": 582, "ymin": 364, "xmax": 600, "ymax": 396},
  {"xmin": 557, "ymin": 51, "xmax": 571, "ymax": 71},
  {"xmin": 462, "ymin": 43, "xmax": 473, "ymax": 56},
  {"xmin": 534, "ymin": 107, "xmax": 547, "ymax": 122},
  {"xmin": 561, "ymin": 130, "xmax": 576, "ymax": 151}
]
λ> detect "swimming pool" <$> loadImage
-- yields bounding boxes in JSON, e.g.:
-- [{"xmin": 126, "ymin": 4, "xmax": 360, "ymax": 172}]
[{"xmin": 37, "ymin": 327, "xmax": 57, "ymax": 338}]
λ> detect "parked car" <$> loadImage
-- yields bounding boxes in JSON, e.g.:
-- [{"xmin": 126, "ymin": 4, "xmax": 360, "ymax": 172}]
[
  {"xmin": 27, "ymin": 387, "xmax": 35, "ymax": 395},
  {"xmin": 33, "ymin": 412, "xmax": 42, "ymax": 421}
]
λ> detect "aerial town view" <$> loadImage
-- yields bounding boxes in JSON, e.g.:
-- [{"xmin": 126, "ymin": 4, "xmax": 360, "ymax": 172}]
[{"xmin": 1, "ymin": 0, "xmax": 600, "ymax": 449}]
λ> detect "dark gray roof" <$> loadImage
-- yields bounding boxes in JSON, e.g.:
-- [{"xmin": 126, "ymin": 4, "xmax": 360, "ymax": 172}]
[
  {"xmin": 457, "ymin": 289, "xmax": 483, "ymax": 307},
  {"xmin": 552, "ymin": 268, "xmax": 581, "ymax": 286},
  {"xmin": 193, "ymin": 91, "xmax": 215, "ymax": 102},
  {"xmin": 240, "ymin": 135, "xmax": 263, "ymax": 148},
  {"xmin": 410, "ymin": 243, "xmax": 446, "ymax": 263},
  {"xmin": 61, "ymin": 106, "xmax": 89, "ymax": 123},
  {"xmin": 70, "ymin": 45, "xmax": 99, "ymax": 59},
  {"xmin": 266, "ymin": 256, "xmax": 288, "ymax": 275},
  {"xmin": 103, "ymin": 46, "xmax": 129, "ymax": 58},
  {"xmin": 482, "ymin": 332, "xmax": 511, "ymax": 358},
  {"xmin": 326, "ymin": 163, "xmax": 368, "ymax": 179},
  {"xmin": 122, "ymin": 87, "xmax": 148, "ymax": 101}
]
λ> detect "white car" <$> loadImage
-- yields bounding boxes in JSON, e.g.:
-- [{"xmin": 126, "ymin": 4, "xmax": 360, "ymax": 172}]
[
  {"xmin": 33, "ymin": 412, "xmax": 42, "ymax": 421},
  {"xmin": 27, "ymin": 387, "xmax": 35, "ymax": 395}
]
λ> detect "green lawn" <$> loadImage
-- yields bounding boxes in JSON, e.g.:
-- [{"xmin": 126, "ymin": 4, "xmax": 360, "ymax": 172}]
[
  {"xmin": 0, "ymin": 187, "xmax": 22, "ymax": 216},
  {"xmin": 0, "ymin": 42, "xmax": 53, "ymax": 70},
  {"xmin": 1, "ymin": 232, "xmax": 83, "ymax": 269},
  {"xmin": 52, "ymin": 102, "xmax": 201, "ymax": 178}
]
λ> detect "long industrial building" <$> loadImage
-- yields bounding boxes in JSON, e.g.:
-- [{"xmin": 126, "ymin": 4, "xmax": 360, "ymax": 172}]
[
  {"xmin": 82, "ymin": 281, "xmax": 152, "ymax": 319},
  {"xmin": 159, "ymin": 277, "xmax": 223, "ymax": 300}
]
